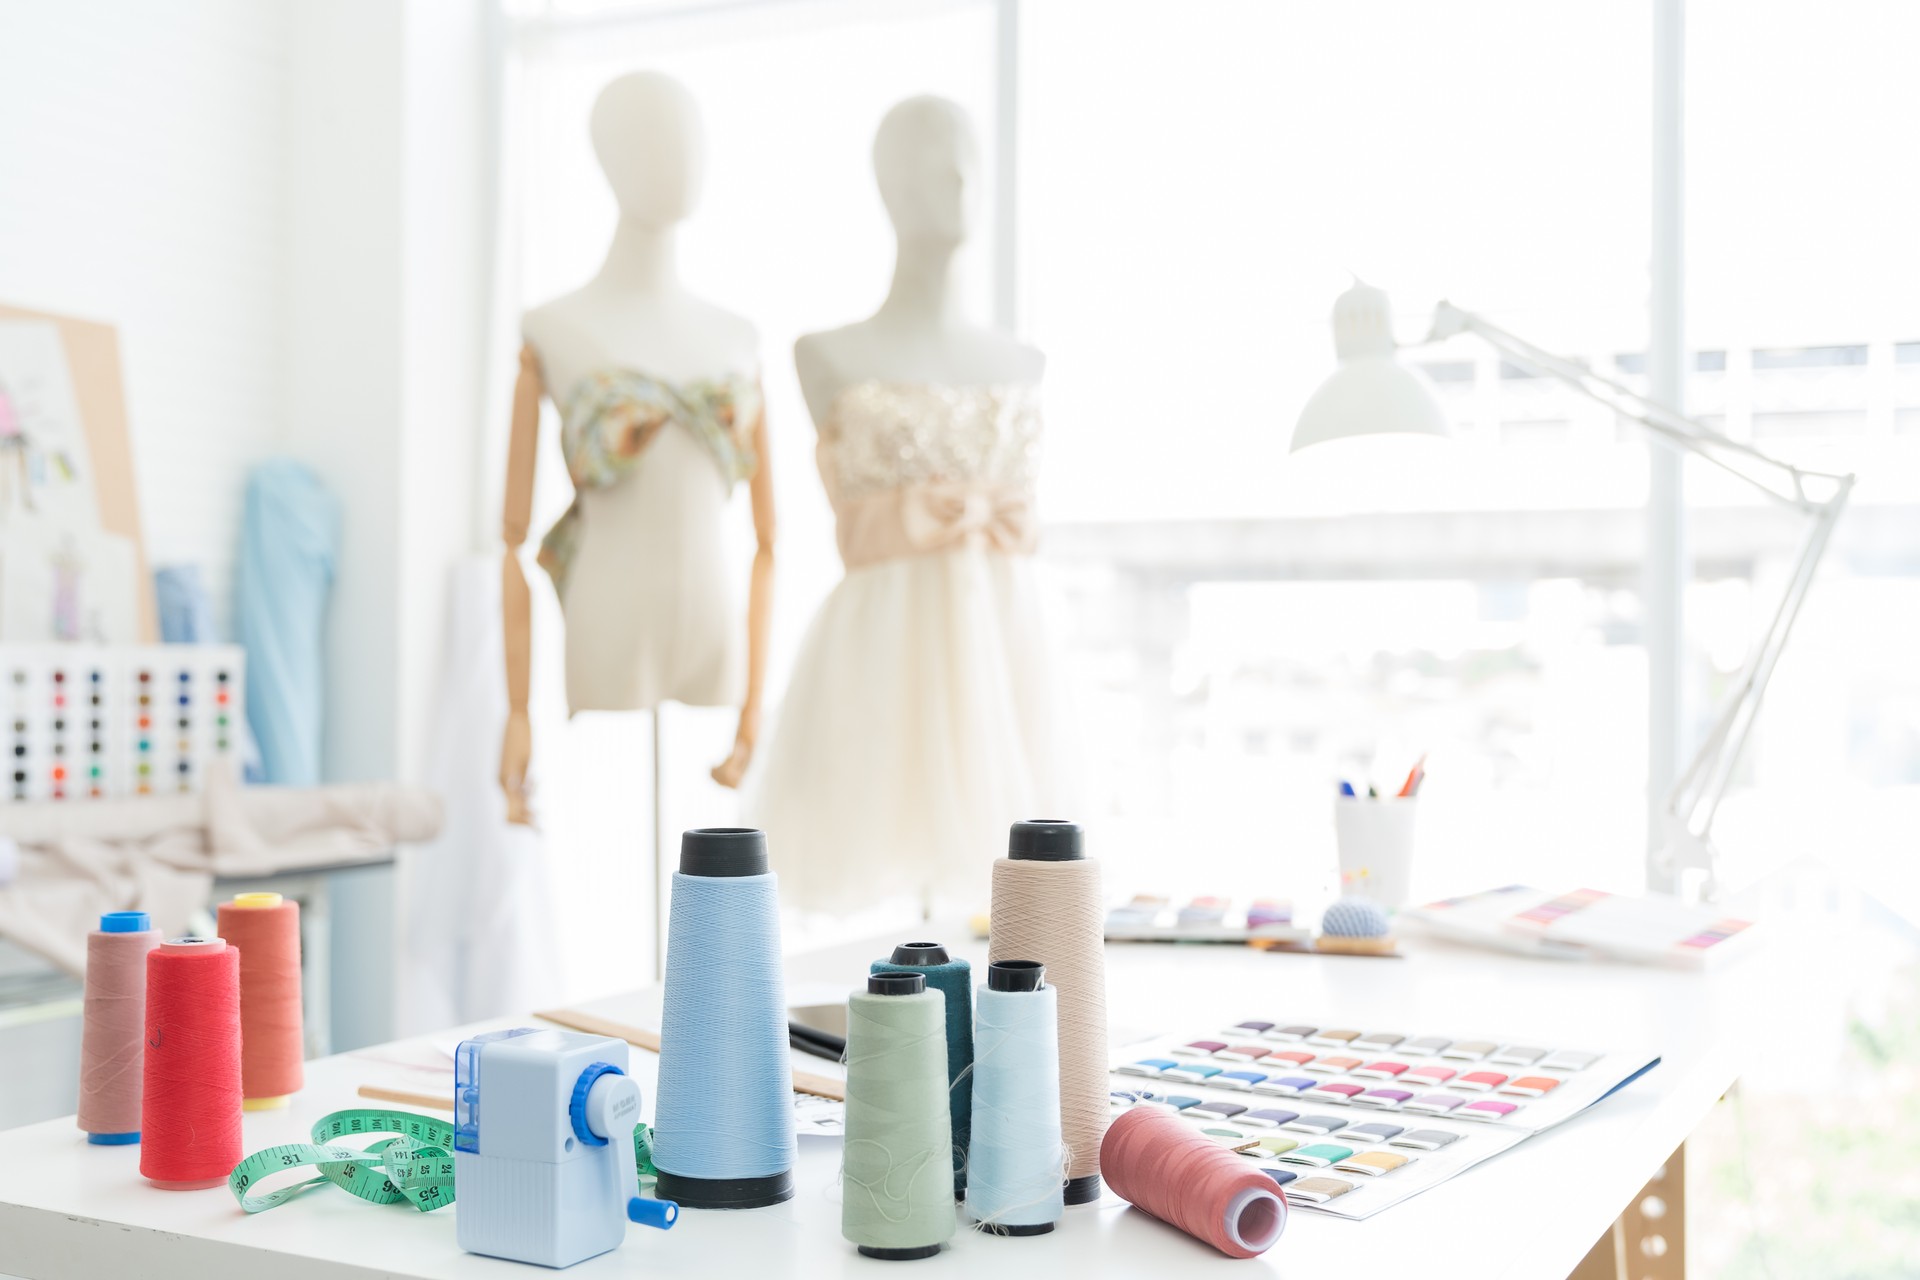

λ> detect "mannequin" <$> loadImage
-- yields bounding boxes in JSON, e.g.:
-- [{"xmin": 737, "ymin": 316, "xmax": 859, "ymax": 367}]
[
  {"xmin": 753, "ymin": 95, "xmax": 1076, "ymax": 917},
  {"xmin": 499, "ymin": 71, "xmax": 775, "ymax": 824},
  {"xmin": 794, "ymin": 95, "xmax": 1044, "ymax": 420}
]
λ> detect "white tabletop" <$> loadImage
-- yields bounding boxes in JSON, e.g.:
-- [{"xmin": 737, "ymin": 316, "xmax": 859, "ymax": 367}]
[{"xmin": 0, "ymin": 904, "xmax": 1796, "ymax": 1280}]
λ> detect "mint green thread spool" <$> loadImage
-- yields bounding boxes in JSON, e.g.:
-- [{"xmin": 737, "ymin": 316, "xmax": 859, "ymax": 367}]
[{"xmin": 843, "ymin": 973, "xmax": 954, "ymax": 1261}]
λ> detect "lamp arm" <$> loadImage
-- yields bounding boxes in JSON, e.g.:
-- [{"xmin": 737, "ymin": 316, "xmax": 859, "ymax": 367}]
[
  {"xmin": 1427, "ymin": 302, "xmax": 1852, "ymax": 514},
  {"xmin": 1426, "ymin": 300, "xmax": 1859, "ymax": 892},
  {"xmin": 1664, "ymin": 474, "xmax": 1852, "ymax": 845}
]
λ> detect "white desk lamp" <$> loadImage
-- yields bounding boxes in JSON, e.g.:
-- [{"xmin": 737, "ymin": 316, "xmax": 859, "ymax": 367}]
[{"xmin": 1293, "ymin": 282, "xmax": 1856, "ymax": 898}]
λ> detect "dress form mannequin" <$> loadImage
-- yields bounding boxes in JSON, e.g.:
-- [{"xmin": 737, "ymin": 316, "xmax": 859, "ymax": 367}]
[
  {"xmin": 754, "ymin": 95, "xmax": 1075, "ymax": 918},
  {"xmin": 794, "ymin": 95, "xmax": 1043, "ymax": 418},
  {"xmin": 499, "ymin": 71, "xmax": 776, "ymax": 824}
]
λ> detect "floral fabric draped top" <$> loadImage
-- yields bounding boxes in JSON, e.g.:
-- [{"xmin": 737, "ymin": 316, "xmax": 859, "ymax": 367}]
[{"xmin": 538, "ymin": 368, "xmax": 760, "ymax": 596}]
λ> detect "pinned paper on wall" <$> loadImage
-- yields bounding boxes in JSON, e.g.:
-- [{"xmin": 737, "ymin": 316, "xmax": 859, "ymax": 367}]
[
  {"xmin": 0, "ymin": 304, "xmax": 155, "ymax": 642},
  {"xmin": 0, "ymin": 321, "xmax": 136, "ymax": 641},
  {"xmin": 0, "ymin": 320, "xmax": 98, "ymax": 525},
  {"xmin": 0, "ymin": 522, "xmax": 138, "ymax": 643}
]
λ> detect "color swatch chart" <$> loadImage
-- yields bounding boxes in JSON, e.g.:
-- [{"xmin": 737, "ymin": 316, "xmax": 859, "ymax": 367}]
[
  {"xmin": 1111, "ymin": 1020, "xmax": 1660, "ymax": 1219},
  {"xmin": 3, "ymin": 644, "xmax": 244, "ymax": 803}
]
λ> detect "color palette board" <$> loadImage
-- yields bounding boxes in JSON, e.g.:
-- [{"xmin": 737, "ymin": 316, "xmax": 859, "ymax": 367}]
[
  {"xmin": 1105, "ymin": 894, "xmax": 1308, "ymax": 945},
  {"xmin": 2, "ymin": 644, "xmax": 243, "ymax": 803},
  {"xmin": 1111, "ymin": 1019, "xmax": 1659, "ymax": 1219}
]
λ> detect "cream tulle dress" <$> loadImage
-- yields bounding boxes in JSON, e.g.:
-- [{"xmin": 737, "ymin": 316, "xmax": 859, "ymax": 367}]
[{"xmin": 751, "ymin": 381, "xmax": 1079, "ymax": 916}]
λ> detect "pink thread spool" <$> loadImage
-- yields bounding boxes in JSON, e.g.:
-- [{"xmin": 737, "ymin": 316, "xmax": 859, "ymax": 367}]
[
  {"xmin": 1101, "ymin": 1106, "xmax": 1288, "ymax": 1259},
  {"xmin": 78, "ymin": 911, "xmax": 162, "ymax": 1144}
]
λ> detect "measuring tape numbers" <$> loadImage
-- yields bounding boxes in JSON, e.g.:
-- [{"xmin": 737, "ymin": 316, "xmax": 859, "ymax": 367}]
[
  {"xmin": 228, "ymin": 1109, "xmax": 458, "ymax": 1214},
  {"xmin": 229, "ymin": 1108, "xmax": 659, "ymax": 1215}
]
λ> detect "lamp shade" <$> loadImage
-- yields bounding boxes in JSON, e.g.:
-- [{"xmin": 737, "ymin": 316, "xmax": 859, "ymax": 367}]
[{"xmin": 1290, "ymin": 282, "xmax": 1452, "ymax": 452}]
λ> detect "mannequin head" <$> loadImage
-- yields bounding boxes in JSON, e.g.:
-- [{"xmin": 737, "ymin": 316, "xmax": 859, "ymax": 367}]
[
  {"xmin": 590, "ymin": 71, "xmax": 705, "ymax": 229},
  {"xmin": 872, "ymin": 95, "xmax": 980, "ymax": 249}
]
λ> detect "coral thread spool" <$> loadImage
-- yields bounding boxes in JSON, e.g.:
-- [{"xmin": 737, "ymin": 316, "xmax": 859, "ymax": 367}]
[
  {"xmin": 1101, "ymin": 1106, "xmax": 1287, "ymax": 1259},
  {"xmin": 78, "ymin": 911, "xmax": 161, "ymax": 1144},
  {"xmin": 140, "ymin": 937, "xmax": 243, "ymax": 1189},
  {"xmin": 217, "ymin": 891, "xmax": 304, "ymax": 1108}
]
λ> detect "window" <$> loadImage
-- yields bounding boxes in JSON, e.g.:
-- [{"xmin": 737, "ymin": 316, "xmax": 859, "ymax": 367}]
[{"xmin": 1024, "ymin": 0, "xmax": 1658, "ymax": 900}]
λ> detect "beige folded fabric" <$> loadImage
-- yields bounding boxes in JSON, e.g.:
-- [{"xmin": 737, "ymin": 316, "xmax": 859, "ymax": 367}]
[{"xmin": 0, "ymin": 767, "xmax": 442, "ymax": 975}]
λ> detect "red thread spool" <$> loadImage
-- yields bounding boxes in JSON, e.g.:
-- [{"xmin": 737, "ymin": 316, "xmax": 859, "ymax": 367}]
[
  {"xmin": 217, "ymin": 892, "xmax": 304, "ymax": 1107},
  {"xmin": 1101, "ymin": 1107, "xmax": 1288, "ymax": 1259},
  {"xmin": 140, "ymin": 937, "xmax": 243, "ymax": 1189}
]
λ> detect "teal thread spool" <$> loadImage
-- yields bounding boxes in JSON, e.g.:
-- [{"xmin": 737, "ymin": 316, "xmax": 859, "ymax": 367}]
[
  {"xmin": 843, "ymin": 972, "xmax": 954, "ymax": 1260},
  {"xmin": 871, "ymin": 941, "xmax": 972, "ymax": 1196},
  {"xmin": 966, "ymin": 960, "xmax": 1064, "ymax": 1235}
]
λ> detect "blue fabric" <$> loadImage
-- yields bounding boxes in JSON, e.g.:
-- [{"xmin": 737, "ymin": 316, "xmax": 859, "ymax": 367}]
[
  {"xmin": 234, "ymin": 459, "xmax": 337, "ymax": 785},
  {"xmin": 154, "ymin": 564, "xmax": 218, "ymax": 643}
]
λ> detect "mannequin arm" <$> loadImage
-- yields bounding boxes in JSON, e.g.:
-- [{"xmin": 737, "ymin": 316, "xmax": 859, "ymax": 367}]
[
  {"xmin": 712, "ymin": 404, "xmax": 776, "ymax": 788},
  {"xmin": 500, "ymin": 343, "xmax": 543, "ymax": 824}
]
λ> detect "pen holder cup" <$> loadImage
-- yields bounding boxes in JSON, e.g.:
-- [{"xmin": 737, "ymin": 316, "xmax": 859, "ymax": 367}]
[{"xmin": 1334, "ymin": 797, "xmax": 1418, "ymax": 911}]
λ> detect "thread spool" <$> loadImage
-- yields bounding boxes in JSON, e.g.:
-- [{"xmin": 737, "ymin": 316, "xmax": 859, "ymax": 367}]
[
  {"xmin": 1102, "ymin": 1107, "xmax": 1287, "ymax": 1259},
  {"xmin": 843, "ymin": 971, "xmax": 954, "ymax": 1260},
  {"xmin": 78, "ymin": 911, "xmax": 161, "ymax": 1144},
  {"xmin": 140, "ymin": 937, "xmax": 243, "ymax": 1189},
  {"xmin": 987, "ymin": 819, "xmax": 1107, "ymax": 1204},
  {"xmin": 966, "ymin": 960, "xmax": 1064, "ymax": 1235},
  {"xmin": 217, "ymin": 891, "xmax": 304, "ymax": 1108},
  {"xmin": 653, "ymin": 828, "xmax": 796, "ymax": 1209},
  {"xmin": 871, "ymin": 941, "xmax": 972, "ymax": 1196}
]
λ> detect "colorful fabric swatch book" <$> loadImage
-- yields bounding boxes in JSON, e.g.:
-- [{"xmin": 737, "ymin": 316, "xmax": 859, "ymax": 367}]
[
  {"xmin": 1111, "ymin": 1017, "xmax": 1660, "ymax": 1219},
  {"xmin": 1399, "ymin": 885, "xmax": 1758, "ymax": 966}
]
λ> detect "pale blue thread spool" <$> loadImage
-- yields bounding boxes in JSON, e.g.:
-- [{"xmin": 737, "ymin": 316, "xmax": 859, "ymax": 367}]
[
  {"xmin": 652, "ymin": 828, "xmax": 796, "ymax": 1209},
  {"xmin": 965, "ymin": 960, "xmax": 1065, "ymax": 1236},
  {"xmin": 871, "ymin": 941, "xmax": 972, "ymax": 1197}
]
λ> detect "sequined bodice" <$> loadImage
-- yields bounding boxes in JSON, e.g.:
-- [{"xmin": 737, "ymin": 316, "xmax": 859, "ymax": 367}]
[
  {"xmin": 818, "ymin": 381, "xmax": 1044, "ymax": 570},
  {"xmin": 821, "ymin": 382, "xmax": 1042, "ymax": 502}
]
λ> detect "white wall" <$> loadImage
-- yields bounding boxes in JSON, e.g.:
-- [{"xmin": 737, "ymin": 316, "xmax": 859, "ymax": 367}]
[
  {"xmin": 0, "ymin": 0, "xmax": 293, "ymax": 635},
  {"xmin": 0, "ymin": 0, "xmax": 492, "ymax": 788}
]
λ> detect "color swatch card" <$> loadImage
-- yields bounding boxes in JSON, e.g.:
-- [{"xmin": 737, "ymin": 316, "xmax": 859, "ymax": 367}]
[
  {"xmin": 1402, "ymin": 885, "xmax": 1758, "ymax": 967},
  {"xmin": 1111, "ymin": 1018, "xmax": 1659, "ymax": 1219}
]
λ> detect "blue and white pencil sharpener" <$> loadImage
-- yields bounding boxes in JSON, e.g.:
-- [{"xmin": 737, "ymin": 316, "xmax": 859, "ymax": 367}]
[{"xmin": 454, "ymin": 1027, "xmax": 677, "ymax": 1268}]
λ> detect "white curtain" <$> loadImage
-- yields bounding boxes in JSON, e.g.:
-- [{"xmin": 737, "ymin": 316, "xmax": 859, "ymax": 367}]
[{"xmin": 398, "ymin": 556, "xmax": 560, "ymax": 1032}]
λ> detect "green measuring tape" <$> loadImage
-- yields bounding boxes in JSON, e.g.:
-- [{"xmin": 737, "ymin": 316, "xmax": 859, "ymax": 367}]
[
  {"xmin": 229, "ymin": 1110, "xmax": 458, "ymax": 1213},
  {"xmin": 228, "ymin": 1109, "xmax": 661, "ymax": 1215}
]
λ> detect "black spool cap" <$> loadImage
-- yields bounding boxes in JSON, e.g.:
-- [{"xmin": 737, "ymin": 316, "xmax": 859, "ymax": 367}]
[
  {"xmin": 679, "ymin": 827, "xmax": 767, "ymax": 878},
  {"xmin": 1007, "ymin": 820, "xmax": 1084, "ymax": 862},
  {"xmin": 887, "ymin": 941, "xmax": 951, "ymax": 966},
  {"xmin": 1064, "ymin": 1174, "xmax": 1102, "ymax": 1205},
  {"xmin": 987, "ymin": 960, "xmax": 1045, "ymax": 992},
  {"xmin": 858, "ymin": 1244, "xmax": 943, "ymax": 1261},
  {"xmin": 868, "ymin": 971, "xmax": 926, "ymax": 996},
  {"xmin": 983, "ymin": 1221, "xmax": 1054, "ymax": 1237},
  {"xmin": 653, "ymin": 1168, "xmax": 793, "ymax": 1210}
]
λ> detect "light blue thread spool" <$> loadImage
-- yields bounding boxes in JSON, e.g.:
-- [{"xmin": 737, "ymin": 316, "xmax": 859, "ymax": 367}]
[
  {"xmin": 651, "ymin": 828, "xmax": 796, "ymax": 1209},
  {"xmin": 965, "ymin": 960, "xmax": 1065, "ymax": 1235}
]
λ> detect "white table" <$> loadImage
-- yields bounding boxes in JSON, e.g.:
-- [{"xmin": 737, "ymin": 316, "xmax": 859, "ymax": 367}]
[{"xmin": 0, "ymin": 911, "xmax": 1790, "ymax": 1279}]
